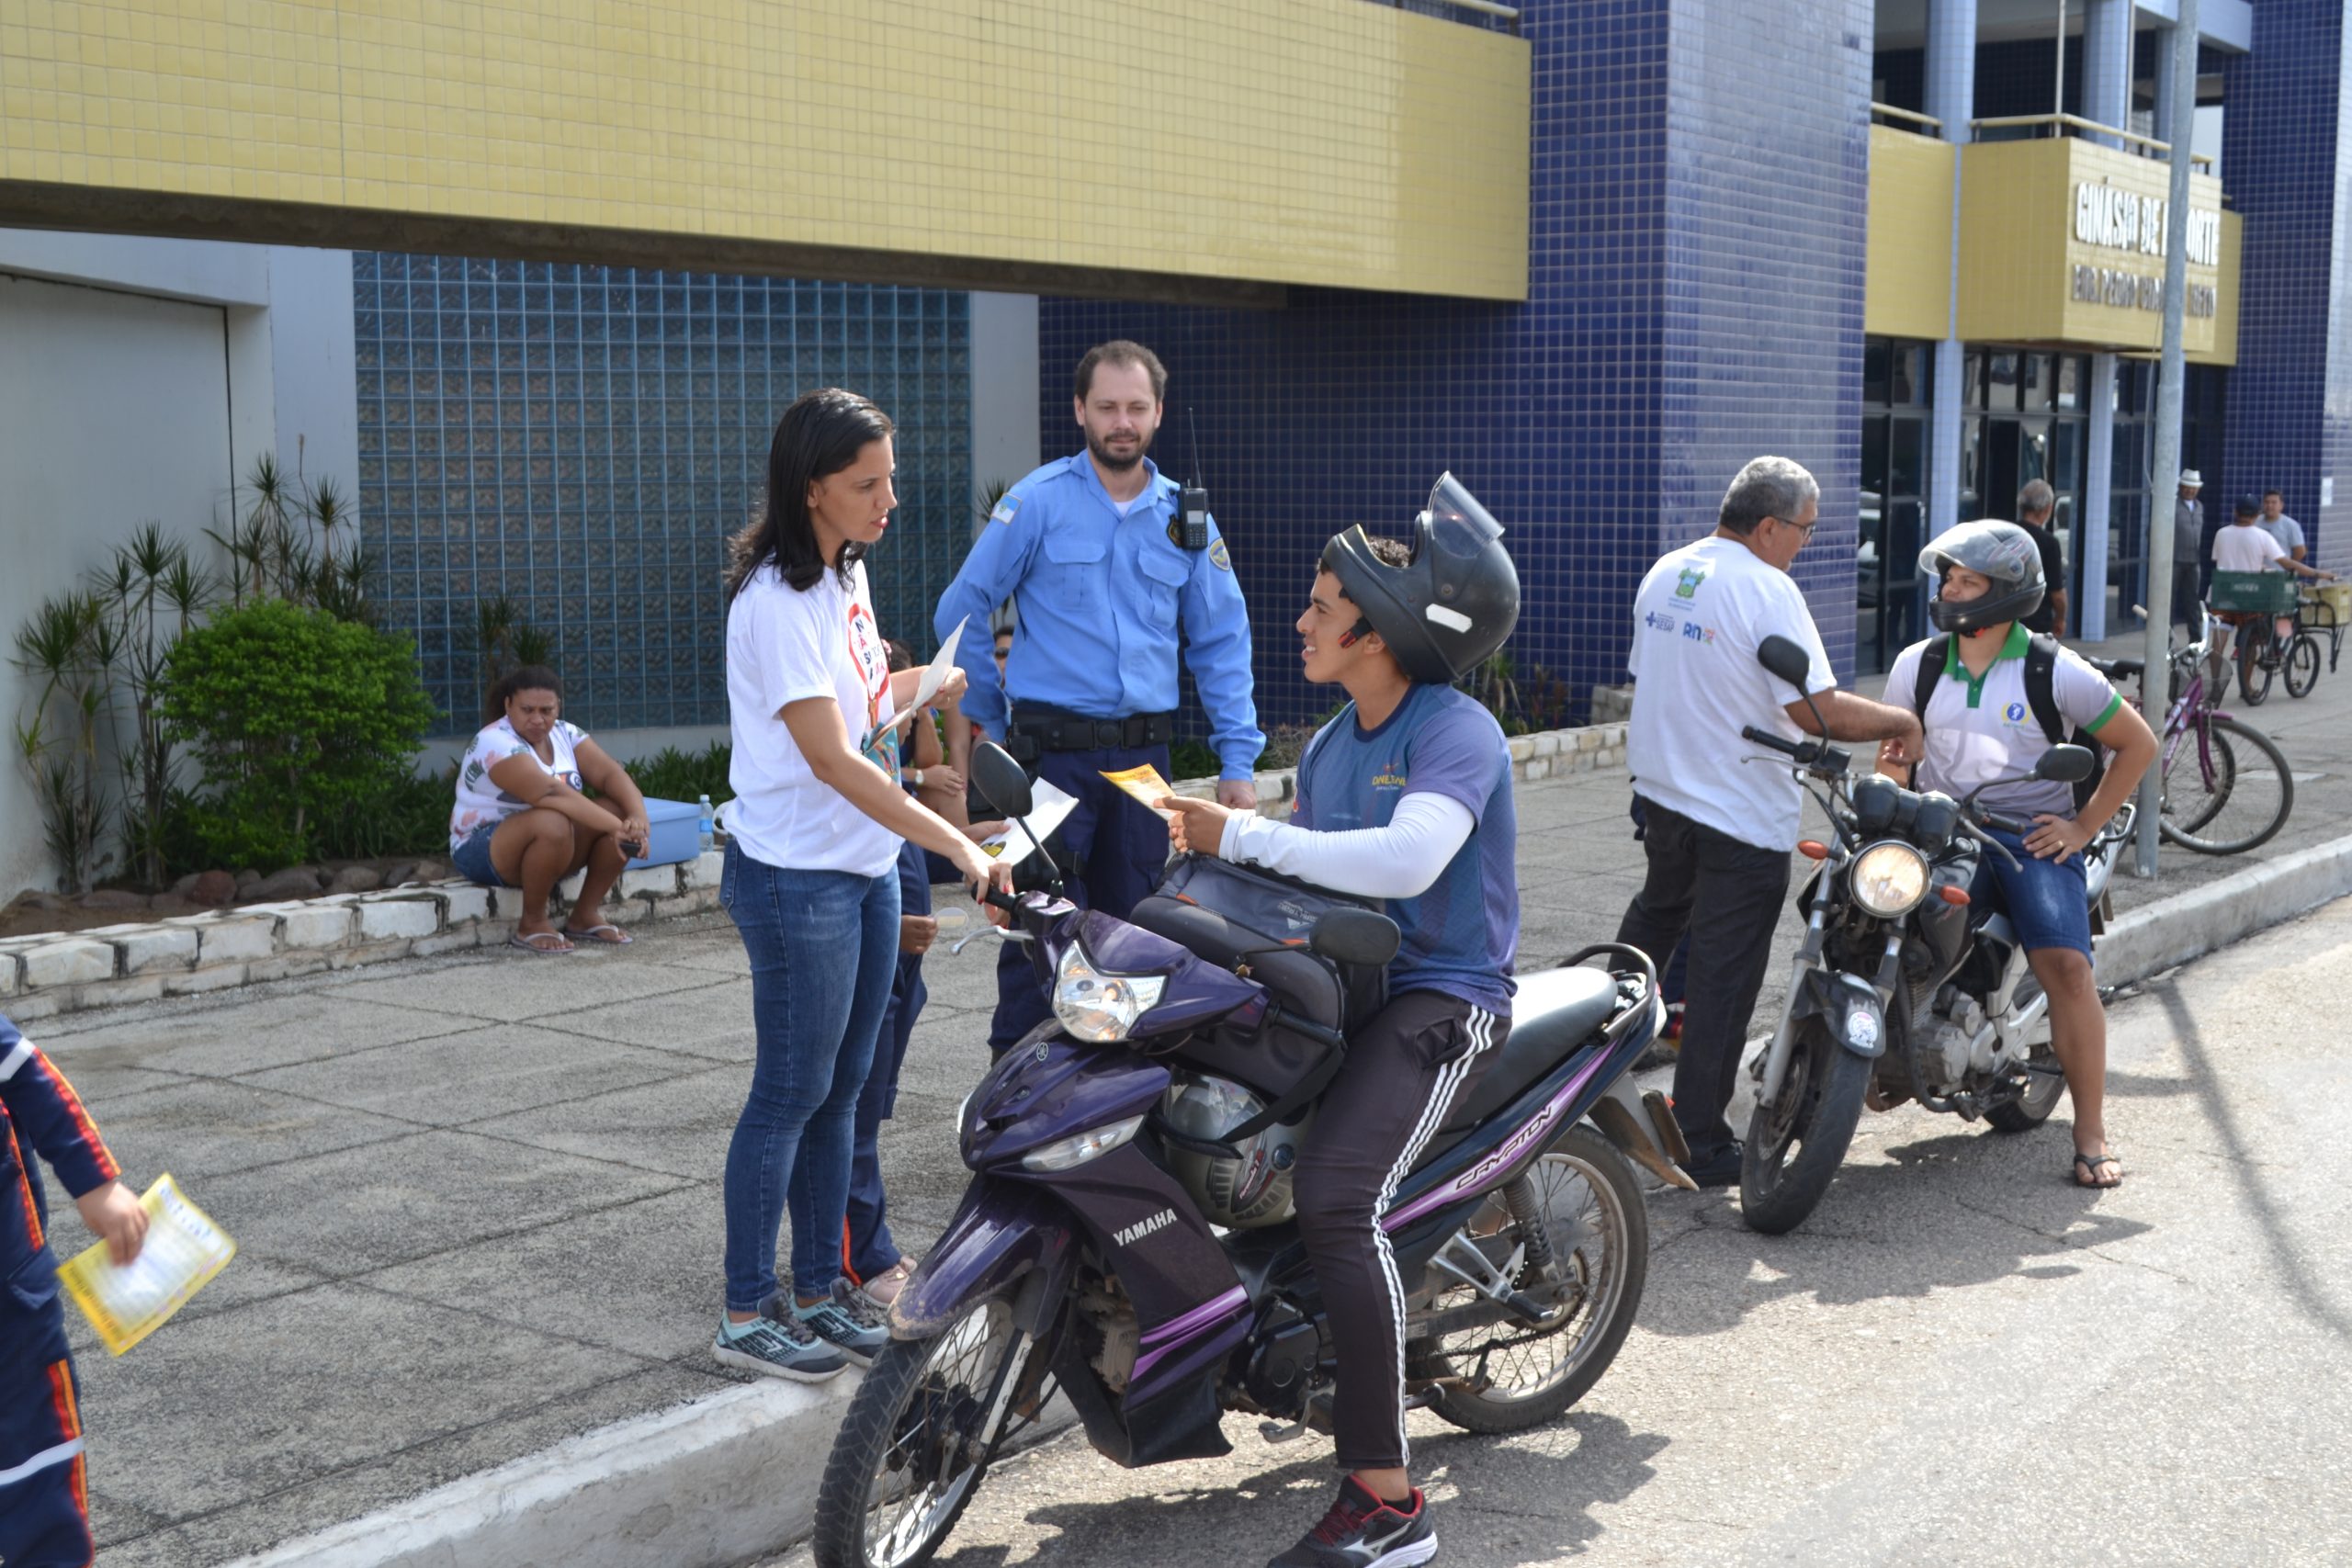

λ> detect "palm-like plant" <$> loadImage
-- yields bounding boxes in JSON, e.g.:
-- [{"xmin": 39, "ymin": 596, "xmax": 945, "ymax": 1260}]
[{"xmin": 11, "ymin": 592, "xmax": 115, "ymax": 891}]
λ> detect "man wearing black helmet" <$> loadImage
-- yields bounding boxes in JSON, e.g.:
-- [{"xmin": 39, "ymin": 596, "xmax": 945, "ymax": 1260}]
[
  {"xmin": 1161, "ymin": 476, "xmax": 1520, "ymax": 1568},
  {"xmin": 1884, "ymin": 520, "xmax": 2157, "ymax": 1187}
]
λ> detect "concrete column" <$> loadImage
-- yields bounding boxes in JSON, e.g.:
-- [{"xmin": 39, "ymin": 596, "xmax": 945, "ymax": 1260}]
[
  {"xmin": 2082, "ymin": 354, "xmax": 2117, "ymax": 639},
  {"xmin": 968, "ymin": 291, "xmax": 1041, "ymax": 533},
  {"xmin": 2149, "ymin": 21, "xmax": 2180, "ymax": 146},
  {"xmin": 2079, "ymin": 0, "xmax": 2134, "ymax": 144},
  {"xmin": 1924, "ymin": 0, "xmax": 1977, "ymax": 545}
]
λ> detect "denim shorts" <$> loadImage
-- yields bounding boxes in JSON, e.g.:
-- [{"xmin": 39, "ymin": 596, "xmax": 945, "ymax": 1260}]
[
  {"xmin": 1969, "ymin": 828, "xmax": 2092, "ymax": 959},
  {"xmin": 451, "ymin": 821, "xmax": 505, "ymax": 887}
]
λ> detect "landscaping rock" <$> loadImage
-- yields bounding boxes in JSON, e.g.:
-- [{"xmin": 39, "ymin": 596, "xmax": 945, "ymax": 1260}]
[
  {"xmin": 234, "ymin": 868, "xmax": 262, "ymax": 889},
  {"xmin": 172, "ymin": 872, "xmax": 204, "ymax": 898},
  {"xmin": 187, "ymin": 870, "xmax": 238, "ymax": 908},
  {"xmin": 81, "ymin": 889, "xmax": 151, "ymax": 910},
  {"xmin": 329, "ymin": 865, "xmax": 384, "ymax": 894},
  {"xmin": 411, "ymin": 858, "xmax": 453, "ymax": 884},
  {"xmin": 245, "ymin": 867, "xmax": 326, "ymax": 902},
  {"xmin": 380, "ymin": 863, "xmax": 418, "ymax": 888}
]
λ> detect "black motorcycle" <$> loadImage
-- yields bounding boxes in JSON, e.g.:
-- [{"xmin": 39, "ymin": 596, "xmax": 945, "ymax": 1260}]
[{"xmin": 1732, "ymin": 636, "xmax": 2109, "ymax": 1234}]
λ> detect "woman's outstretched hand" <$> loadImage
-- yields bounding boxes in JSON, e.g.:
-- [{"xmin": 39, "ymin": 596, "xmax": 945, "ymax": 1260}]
[{"xmin": 954, "ymin": 842, "xmax": 1018, "ymax": 925}]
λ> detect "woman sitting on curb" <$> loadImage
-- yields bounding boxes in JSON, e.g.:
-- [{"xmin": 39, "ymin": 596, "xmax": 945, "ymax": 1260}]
[{"xmin": 450, "ymin": 664, "xmax": 651, "ymax": 954}]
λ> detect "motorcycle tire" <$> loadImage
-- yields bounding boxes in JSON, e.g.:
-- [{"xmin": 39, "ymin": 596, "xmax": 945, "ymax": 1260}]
[
  {"xmin": 1738, "ymin": 1021, "xmax": 1871, "ymax": 1235},
  {"xmin": 1984, "ymin": 977, "xmax": 2064, "ymax": 1133},
  {"xmin": 1420, "ymin": 1127, "xmax": 1647, "ymax": 1435},
  {"xmin": 812, "ymin": 1290, "xmax": 1031, "ymax": 1568}
]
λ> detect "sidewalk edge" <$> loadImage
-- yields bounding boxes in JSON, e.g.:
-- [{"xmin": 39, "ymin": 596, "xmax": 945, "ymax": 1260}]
[{"xmin": 2097, "ymin": 832, "xmax": 2352, "ymax": 989}]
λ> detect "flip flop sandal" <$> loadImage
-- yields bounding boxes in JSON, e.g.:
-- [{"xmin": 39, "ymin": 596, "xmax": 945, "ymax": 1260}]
[
  {"xmin": 562, "ymin": 923, "xmax": 634, "ymax": 945},
  {"xmin": 508, "ymin": 931, "xmax": 574, "ymax": 955},
  {"xmin": 2072, "ymin": 1151, "xmax": 2124, "ymax": 1188}
]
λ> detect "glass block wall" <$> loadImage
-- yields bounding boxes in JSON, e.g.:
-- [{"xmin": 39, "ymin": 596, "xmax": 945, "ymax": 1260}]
[{"xmin": 354, "ymin": 254, "xmax": 972, "ymax": 735}]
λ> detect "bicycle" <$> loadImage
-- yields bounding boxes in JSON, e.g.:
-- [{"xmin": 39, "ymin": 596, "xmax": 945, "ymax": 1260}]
[
  {"xmin": 2086, "ymin": 604, "xmax": 2294, "ymax": 856},
  {"xmin": 2231, "ymin": 609, "xmax": 2324, "ymax": 705}
]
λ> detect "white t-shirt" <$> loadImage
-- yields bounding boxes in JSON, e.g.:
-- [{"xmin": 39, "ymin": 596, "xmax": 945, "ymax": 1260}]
[
  {"xmin": 2213, "ymin": 524, "xmax": 2290, "ymax": 574},
  {"xmin": 1885, "ymin": 627, "xmax": 2123, "ymax": 819},
  {"xmin": 449, "ymin": 716, "xmax": 587, "ymax": 852},
  {"xmin": 1626, "ymin": 536, "xmax": 1836, "ymax": 851},
  {"xmin": 724, "ymin": 560, "xmax": 901, "ymax": 876}
]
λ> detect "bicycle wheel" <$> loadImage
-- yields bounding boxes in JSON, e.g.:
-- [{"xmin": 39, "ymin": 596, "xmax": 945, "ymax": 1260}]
[
  {"xmin": 2160, "ymin": 716, "xmax": 2294, "ymax": 855},
  {"xmin": 2156, "ymin": 718, "xmax": 2234, "ymax": 842},
  {"xmin": 2238, "ymin": 636, "xmax": 2274, "ymax": 705},
  {"xmin": 2285, "ymin": 633, "xmax": 2322, "ymax": 698}
]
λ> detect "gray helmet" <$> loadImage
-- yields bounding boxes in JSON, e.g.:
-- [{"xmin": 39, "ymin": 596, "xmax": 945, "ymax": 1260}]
[
  {"xmin": 1919, "ymin": 519, "xmax": 2045, "ymax": 634},
  {"xmin": 1161, "ymin": 1075, "xmax": 1313, "ymax": 1229},
  {"xmin": 1323, "ymin": 473, "xmax": 1521, "ymax": 684}
]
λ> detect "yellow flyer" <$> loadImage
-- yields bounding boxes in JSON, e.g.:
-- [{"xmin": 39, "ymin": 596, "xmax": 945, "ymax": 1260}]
[
  {"xmin": 57, "ymin": 1174, "xmax": 237, "ymax": 1356},
  {"xmin": 1100, "ymin": 762, "xmax": 1178, "ymax": 821}
]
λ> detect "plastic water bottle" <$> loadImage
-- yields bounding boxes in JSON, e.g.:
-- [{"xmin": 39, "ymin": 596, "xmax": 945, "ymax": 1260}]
[{"xmin": 697, "ymin": 793, "xmax": 715, "ymax": 854}]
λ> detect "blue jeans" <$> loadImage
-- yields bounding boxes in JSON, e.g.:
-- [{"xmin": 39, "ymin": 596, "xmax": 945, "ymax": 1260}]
[
  {"xmin": 1970, "ymin": 828, "xmax": 2094, "ymax": 960},
  {"xmin": 719, "ymin": 842, "xmax": 901, "ymax": 1310}
]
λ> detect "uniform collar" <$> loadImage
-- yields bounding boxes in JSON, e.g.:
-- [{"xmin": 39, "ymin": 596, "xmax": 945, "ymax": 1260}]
[
  {"xmin": 1071, "ymin": 452, "xmax": 1166, "ymax": 513},
  {"xmin": 1938, "ymin": 620, "xmax": 2031, "ymax": 677}
]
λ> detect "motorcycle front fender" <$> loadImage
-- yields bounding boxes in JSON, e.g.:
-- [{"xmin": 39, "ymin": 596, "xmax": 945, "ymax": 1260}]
[
  {"xmin": 889, "ymin": 1179, "xmax": 1076, "ymax": 1341},
  {"xmin": 1779, "ymin": 965, "xmax": 1885, "ymax": 1062}
]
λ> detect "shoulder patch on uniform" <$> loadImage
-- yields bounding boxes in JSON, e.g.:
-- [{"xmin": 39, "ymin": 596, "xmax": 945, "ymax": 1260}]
[
  {"xmin": 1209, "ymin": 538, "xmax": 1231, "ymax": 570},
  {"xmin": 989, "ymin": 492, "xmax": 1022, "ymax": 526}
]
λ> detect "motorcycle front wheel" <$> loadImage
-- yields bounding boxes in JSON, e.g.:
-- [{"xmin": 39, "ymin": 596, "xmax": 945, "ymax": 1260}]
[
  {"xmin": 812, "ymin": 1291, "xmax": 1036, "ymax": 1568},
  {"xmin": 1418, "ymin": 1126, "xmax": 1648, "ymax": 1434},
  {"xmin": 1739, "ymin": 1021, "xmax": 1871, "ymax": 1235}
]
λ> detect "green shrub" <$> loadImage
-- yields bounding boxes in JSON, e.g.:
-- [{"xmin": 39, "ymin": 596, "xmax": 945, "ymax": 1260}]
[
  {"xmin": 624, "ymin": 741, "xmax": 733, "ymax": 805},
  {"xmin": 158, "ymin": 600, "xmax": 437, "ymax": 869}
]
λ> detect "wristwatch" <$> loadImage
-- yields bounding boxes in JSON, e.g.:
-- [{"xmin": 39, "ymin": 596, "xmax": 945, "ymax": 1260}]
[{"xmin": 905, "ymin": 767, "xmax": 926, "ymax": 787}]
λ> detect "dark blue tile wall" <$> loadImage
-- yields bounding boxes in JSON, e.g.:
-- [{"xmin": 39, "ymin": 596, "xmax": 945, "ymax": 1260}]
[
  {"xmin": 1037, "ymin": 0, "xmax": 1871, "ymax": 736},
  {"xmin": 2222, "ymin": 0, "xmax": 2348, "ymax": 570},
  {"xmin": 353, "ymin": 254, "xmax": 970, "ymax": 734}
]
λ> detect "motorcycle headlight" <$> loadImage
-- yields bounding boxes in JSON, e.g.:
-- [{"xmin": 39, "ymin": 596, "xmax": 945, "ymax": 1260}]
[
  {"xmin": 1053, "ymin": 943, "xmax": 1167, "ymax": 1043},
  {"xmin": 1849, "ymin": 840, "xmax": 1930, "ymax": 919},
  {"xmin": 1019, "ymin": 1113, "xmax": 1145, "ymax": 1173}
]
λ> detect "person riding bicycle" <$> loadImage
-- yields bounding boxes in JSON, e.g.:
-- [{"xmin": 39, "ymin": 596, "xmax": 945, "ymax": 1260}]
[
  {"xmin": 1881, "ymin": 521, "xmax": 2157, "ymax": 1188},
  {"xmin": 2208, "ymin": 495, "xmax": 2337, "ymax": 692},
  {"xmin": 1160, "ymin": 476, "xmax": 1519, "ymax": 1568}
]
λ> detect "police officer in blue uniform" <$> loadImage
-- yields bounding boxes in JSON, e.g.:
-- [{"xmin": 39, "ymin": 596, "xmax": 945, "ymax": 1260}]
[{"xmin": 937, "ymin": 340, "xmax": 1263, "ymax": 1050}]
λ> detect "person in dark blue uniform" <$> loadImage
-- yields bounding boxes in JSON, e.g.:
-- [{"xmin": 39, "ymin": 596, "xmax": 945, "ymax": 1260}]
[
  {"xmin": 2, "ymin": 1012, "xmax": 149, "ymax": 1568},
  {"xmin": 936, "ymin": 340, "xmax": 1263, "ymax": 1050}
]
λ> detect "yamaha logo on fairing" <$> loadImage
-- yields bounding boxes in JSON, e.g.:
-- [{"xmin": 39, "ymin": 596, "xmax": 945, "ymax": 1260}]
[{"xmin": 1114, "ymin": 1209, "xmax": 1177, "ymax": 1247}]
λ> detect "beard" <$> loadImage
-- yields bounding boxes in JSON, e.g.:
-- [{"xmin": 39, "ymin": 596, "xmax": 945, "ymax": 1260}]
[{"xmin": 1085, "ymin": 425, "xmax": 1152, "ymax": 474}]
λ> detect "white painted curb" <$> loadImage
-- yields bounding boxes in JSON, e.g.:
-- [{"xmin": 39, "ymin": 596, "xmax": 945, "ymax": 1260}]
[{"xmin": 2098, "ymin": 831, "xmax": 2352, "ymax": 988}]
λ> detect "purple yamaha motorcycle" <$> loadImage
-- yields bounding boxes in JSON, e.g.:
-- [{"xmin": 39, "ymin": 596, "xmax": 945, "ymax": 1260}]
[{"xmin": 811, "ymin": 746, "xmax": 1692, "ymax": 1568}]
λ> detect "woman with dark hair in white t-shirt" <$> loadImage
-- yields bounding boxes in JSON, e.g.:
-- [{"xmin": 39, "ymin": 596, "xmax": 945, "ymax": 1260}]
[{"xmin": 709, "ymin": 388, "xmax": 1014, "ymax": 1383}]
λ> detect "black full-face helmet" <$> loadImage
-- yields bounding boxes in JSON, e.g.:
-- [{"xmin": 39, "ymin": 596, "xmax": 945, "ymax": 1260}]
[
  {"xmin": 1322, "ymin": 474, "xmax": 1521, "ymax": 684},
  {"xmin": 1919, "ymin": 518, "xmax": 2045, "ymax": 634}
]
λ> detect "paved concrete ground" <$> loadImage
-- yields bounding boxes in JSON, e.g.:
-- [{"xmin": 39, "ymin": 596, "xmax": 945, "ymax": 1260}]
[
  {"xmin": 31, "ymin": 625, "xmax": 2351, "ymax": 1566},
  {"xmin": 766, "ymin": 895, "xmax": 2352, "ymax": 1568}
]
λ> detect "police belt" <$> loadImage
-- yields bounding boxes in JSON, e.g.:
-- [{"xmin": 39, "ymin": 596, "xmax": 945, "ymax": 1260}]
[{"xmin": 1005, "ymin": 705, "xmax": 1174, "ymax": 758}]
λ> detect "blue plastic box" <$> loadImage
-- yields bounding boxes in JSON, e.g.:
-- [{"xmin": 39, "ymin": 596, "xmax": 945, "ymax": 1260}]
[{"xmin": 625, "ymin": 796, "xmax": 705, "ymax": 869}]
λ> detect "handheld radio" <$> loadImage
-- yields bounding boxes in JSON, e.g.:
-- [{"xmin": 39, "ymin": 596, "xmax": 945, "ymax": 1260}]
[{"xmin": 1170, "ymin": 410, "xmax": 1211, "ymax": 551}]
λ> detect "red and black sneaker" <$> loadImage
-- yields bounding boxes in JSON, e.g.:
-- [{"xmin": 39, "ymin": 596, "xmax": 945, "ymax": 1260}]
[{"xmin": 1266, "ymin": 1477, "xmax": 1436, "ymax": 1568}]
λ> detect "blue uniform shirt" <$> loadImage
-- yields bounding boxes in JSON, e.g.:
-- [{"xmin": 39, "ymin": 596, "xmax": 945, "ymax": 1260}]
[
  {"xmin": 2, "ymin": 1012, "xmax": 121, "ymax": 1285},
  {"xmin": 934, "ymin": 454, "xmax": 1264, "ymax": 781}
]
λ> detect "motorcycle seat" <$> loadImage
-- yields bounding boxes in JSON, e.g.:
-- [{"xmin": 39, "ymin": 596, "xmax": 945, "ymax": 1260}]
[{"xmin": 1432, "ymin": 964, "xmax": 1621, "ymax": 1137}]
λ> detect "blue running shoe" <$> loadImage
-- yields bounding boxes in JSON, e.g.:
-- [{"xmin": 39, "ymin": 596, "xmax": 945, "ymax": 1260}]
[
  {"xmin": 775, "ymin": 1278, "xmax": 890, "ymax": 1367},
  {"xmin": 711, "ymin": 1312, "xmax": 848, "ymax": 1383}
]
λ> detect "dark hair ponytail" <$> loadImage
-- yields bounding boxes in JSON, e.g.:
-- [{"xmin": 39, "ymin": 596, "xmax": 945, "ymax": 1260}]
[
  {"xmin": 727, "ymin": 389, "xmax": 896, "ymax": 599},
  {"xmin": 485, "ymin": 664, "xmax": 562, "ymax": 724}
]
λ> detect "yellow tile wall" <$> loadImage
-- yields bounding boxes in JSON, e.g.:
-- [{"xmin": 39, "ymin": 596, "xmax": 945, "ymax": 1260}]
[
  {"xmin": 0, "ymin": 0, "xmax": 1532, "ymax": 300},
  {"xmin": 1864, "ymin": 124, "xmax": 1954, "ymax": 342}
]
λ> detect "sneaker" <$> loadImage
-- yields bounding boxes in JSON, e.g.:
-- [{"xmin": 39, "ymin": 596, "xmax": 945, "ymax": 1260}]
[
  {"xmin": 772, "ymin": 1279, "xmax": 890, "ymax": 1367},
  {"xmin": 1267, "ymin": 1478, "xmax": 1436, "ymax": 1568},
  {"xmin": 711, "ymin": 1313, "xmax": 848, "ymax": 1382},
  {"xmin": 1684, "ymin": 1140, "xmax": 1743, "ymax": 1190}
]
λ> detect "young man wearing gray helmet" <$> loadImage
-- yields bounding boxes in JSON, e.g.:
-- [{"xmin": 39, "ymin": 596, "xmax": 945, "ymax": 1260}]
[
  {"xmin": 1883, "ymin": 520, "xmax": 2158, "ymax": 1188},
  {"xmin": 1160, "ymin": 476, "xmax": 1519, "ymax": 1568}
]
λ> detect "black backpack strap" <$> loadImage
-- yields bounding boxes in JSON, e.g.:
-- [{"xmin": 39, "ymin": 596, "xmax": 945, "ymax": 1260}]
[
  {"xmin": 1909, "ymin": 634, "xmax": 1950, "ymax": 718},
  {"xmin": 2021, "ymin": 634, "xmax": 2069, "ymax": 748}
]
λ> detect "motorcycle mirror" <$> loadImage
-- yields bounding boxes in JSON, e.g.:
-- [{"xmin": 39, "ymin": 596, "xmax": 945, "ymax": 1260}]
[
  {"xmin": 971, "ymin": 742, "xmax": 1035, "ymax": 819},
  {"xmin": 1755, "ymin": 634, "xmax": 1814, "ymax": 691},
  {"xmin": 1309, "ymin": 908, "xmax": 1401, "ymax": 970},
  {"xmin": 2034, "ymin": 744, "xmax": 2097, "ymax": 784}
]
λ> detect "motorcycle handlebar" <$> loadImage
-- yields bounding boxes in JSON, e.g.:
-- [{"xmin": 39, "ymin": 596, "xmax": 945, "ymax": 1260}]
[
  {"xmin": 982, "ymin": 887, "xmax": 1022, "ymax": 912},
  {"xmin": 1740, "ymin": 725, "xmax": 1805, "ymax": 757}
]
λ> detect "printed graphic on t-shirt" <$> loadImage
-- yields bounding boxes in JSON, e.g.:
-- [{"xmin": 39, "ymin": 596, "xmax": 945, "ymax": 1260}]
[{"xmin": 844, "ymin": 598, "xmax": 898, "ymax": 777}]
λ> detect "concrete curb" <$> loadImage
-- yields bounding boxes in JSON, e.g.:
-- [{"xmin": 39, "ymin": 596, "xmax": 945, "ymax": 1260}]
[
  {"xmin": 2097, "ymin": 831, "xmax": 2352, "ymax": 988},
  {"xmin": 223, "ymin": 1371, "xmax": 1076, "ymax": 1568}
]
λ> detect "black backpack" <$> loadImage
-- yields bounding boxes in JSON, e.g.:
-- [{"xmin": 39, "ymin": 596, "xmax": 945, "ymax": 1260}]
[{"xmin": 1908, "ymin": 632, "xmax": 2107, "ymax": 811}]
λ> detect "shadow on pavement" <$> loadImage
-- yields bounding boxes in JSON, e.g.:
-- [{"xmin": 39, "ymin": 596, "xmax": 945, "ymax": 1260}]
[{"xmin": 1637, "ymin": 1129, "xmax": 2153, "ymax": 1338}]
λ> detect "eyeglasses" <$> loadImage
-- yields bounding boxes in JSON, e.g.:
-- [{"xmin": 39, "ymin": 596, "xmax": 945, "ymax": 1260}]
[{"xmin": 1768, "ymin": 515, "xmax": 1820, "ymax": 541}]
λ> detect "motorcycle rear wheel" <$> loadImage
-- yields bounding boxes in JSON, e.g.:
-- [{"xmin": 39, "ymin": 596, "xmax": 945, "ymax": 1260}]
[
  {"xmin": 812, "ymin": 1292, "xmax": 1032, "ymax": 1568},
  {"xmin": 1419, "ymin": 1127, "xmax": 1647, "ymax": 1434},
  {"xmin": 1984, "ymin": 977, "xmax": 2064, "ymax": 1132},
  {"xmin": 1739, "ymin": 1021, "xmax": 1871, "ymax": 1235}
]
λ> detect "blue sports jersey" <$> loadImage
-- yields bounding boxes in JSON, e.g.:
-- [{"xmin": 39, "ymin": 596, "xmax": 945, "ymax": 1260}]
[{"xmin": 1294, "ymin": 684, "xmax": 1517, "ymax": 1011}]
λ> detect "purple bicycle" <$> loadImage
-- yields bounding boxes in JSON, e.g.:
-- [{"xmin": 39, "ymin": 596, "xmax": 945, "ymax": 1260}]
[{"xmin": 2092, "ymin": 604, "xmax": 2294, "ymax": 856}]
